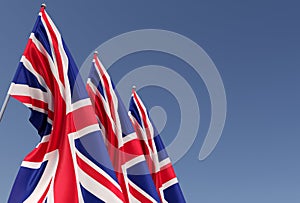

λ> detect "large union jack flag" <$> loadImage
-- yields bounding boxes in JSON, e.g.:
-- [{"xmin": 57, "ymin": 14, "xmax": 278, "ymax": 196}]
[
  {"xmin": 129, "ymin": 89, "xmax": 186, "ymax": 203},
  {"xmin": 86, "ymin": 53, "xmax": 161, "ymax": 203},
  {"xmin": 7, "ymin": 6, "xmax": 125, "ymax": 203}
]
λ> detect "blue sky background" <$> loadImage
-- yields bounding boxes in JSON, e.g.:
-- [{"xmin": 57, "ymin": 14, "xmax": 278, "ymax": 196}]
[{"xmin": 0, "ymin": 0, "xmax": 300, "ymax": 202}]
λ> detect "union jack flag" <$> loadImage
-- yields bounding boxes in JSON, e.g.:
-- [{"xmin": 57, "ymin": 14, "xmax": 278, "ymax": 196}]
[
  {"xmin": 7, "ymin": 6, "xmax": 125, "ymax": 202},
  {"xmin": 129, "ymin": 89, "xmax": 186, "ymax": 203},
  {"xmin": 86, "ymin": 53, "xmax": 161, "ymax": 203}
]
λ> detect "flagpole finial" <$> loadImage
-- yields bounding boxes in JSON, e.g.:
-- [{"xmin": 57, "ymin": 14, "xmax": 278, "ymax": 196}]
[
  {"xmin": 41, "ymin": 3, "xmax": 46, "ymax": 8},
  {"xmin": 94, "ymin": 51, "xmax": 98, "ymax": 55},
  {"xmin": 132, "ymin": 85, "xmax": 136, "ymax": 92}
]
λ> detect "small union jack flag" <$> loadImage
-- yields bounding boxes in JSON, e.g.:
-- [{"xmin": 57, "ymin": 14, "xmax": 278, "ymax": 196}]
[
  {"xmin": 129, "ymin": 88, "xmax": 186, "ymax": 203},
  {"xmin": 86, "ymin": 53, "xmax": 161, "ymax": 203},
  {"xmin": 7, "ymin": 5, "xmax": 124, "ymax": 202}
]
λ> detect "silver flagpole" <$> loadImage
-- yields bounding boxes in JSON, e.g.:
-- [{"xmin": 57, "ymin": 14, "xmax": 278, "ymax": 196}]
[
  {"xmin": 0, "ymin": 94, "xmax": 10, "ymax": 122},
  {"xmin": 0, "ymin": 3, "xmax": 46, "ymax": 122}
]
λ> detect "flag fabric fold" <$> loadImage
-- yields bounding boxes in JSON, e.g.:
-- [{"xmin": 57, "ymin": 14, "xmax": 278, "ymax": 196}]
[
  {"xmin": 86, "ymin": 53, "xmax": 161, "ymax": 203},
  {"xmin": 129, "ymin": 89, "xmax": 186, "ymax": 203},
  {"xmin": 8, "ymin": 6, "xmax": 124, "ymax": 203}
]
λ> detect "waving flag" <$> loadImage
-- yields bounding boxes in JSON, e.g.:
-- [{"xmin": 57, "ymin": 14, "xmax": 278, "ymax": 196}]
[
  {"xmin": 7, "ymin": 5, "xmax": 124, "ymax": 203},
  {"xmin": 129, "ymin": 88, "xmax": 186, "ymax": 203},
  {"xmin": 86, "ymin": 53, "xmax": 161, "ymax": 203}
]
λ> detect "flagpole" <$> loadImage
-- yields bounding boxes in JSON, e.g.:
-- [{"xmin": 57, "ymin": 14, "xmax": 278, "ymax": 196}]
[
  {"xmin": 0, "ymin": 3, "xmax": 47, "ymax": 123},
  {"xmin": 0, "ymin": 94, "xmax": 10, "ymax": 122},
  {"xmin": 1, "ymin": 4, "xmax": 47, "ymax": 123}
]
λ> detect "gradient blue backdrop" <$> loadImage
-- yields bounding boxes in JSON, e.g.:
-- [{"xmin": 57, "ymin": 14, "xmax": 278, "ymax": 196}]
[{"xmin": 0, "ymin": 1, "xmax": 299, "ymax": 202}]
